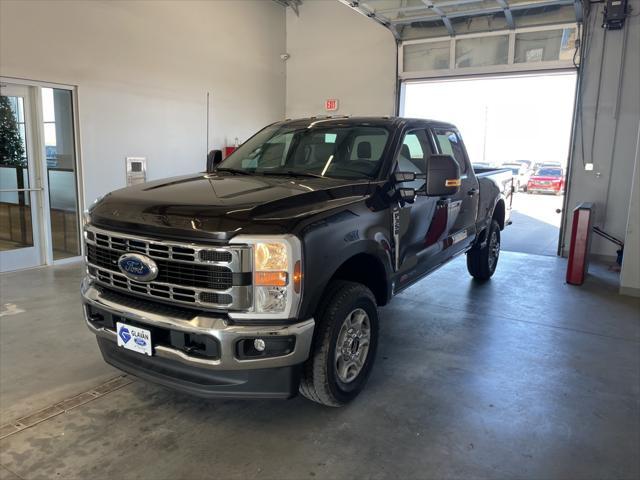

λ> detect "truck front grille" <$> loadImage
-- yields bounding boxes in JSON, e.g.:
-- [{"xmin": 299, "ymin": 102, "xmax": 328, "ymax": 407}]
[
  {"xmin": 84, "ymin": 226, "xmax": 251, "ymax": 310},
  {"xmin": 87, "ymin": 244, "xmax": 233, "ymax": 290}
]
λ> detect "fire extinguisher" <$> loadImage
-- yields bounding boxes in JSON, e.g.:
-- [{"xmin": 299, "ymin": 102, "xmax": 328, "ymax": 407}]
[{"xmin": 224, "ymin": 137, "xmax": 239, "ymax": 158}]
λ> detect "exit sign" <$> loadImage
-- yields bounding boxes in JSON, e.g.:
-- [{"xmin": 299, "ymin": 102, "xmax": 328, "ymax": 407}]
[{"xmin": 325, "ymin": 99, "xmax": 339, "ymax": 111}]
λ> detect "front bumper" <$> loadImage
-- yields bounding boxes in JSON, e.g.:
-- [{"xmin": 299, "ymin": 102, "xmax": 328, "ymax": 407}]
[
  {"xmin": 527, "ymin": 184, "xmax": 562, "ymax": 193},
  {"xmin": 81, "ymin": 278, "xmax": 315, "ymax": 398}
]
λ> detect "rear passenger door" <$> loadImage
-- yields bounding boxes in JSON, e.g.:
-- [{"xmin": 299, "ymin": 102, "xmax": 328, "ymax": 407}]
[{"xmin": 431, "ymin": 127, "xmax": 479, "ymax": 253}]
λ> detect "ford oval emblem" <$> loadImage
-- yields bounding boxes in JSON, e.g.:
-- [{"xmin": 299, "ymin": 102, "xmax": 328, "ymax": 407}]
[{"xmin": 117, "ymin": 253, "xmax": 158, "ymax": 282}]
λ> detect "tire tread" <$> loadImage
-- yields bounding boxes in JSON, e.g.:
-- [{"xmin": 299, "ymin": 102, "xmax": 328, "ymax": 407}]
[
  {"xmin": 467, "ymin": 219, "xmax": 500, "ymax": 281},
  {"xmin": 299, "ymin": 280, "xmax": 376, "ymax": 407}
]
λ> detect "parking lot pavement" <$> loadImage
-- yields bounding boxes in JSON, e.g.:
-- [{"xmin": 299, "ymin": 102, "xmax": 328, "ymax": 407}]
[{"xmin": 501, "ymin": 192, "xmax": 564, "ymax": 256}]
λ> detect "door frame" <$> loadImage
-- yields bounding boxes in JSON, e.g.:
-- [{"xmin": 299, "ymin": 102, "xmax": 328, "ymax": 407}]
[
  {"xmin": 1, "ymin": 77, "xmax": 85, "ymax": 270},
  {"xmin": 398, "ymin": 69, "xmax": 578, "ymax": 257},
  {"xmin": 0, "ymin": 83, "xmax": 45, "ymax": 271}
]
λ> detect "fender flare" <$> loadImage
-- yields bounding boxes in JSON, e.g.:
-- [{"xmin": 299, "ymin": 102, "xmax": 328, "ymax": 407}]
[{"xmin": 299, "ymin": 239, "xmax": 393, "ymax": 319}]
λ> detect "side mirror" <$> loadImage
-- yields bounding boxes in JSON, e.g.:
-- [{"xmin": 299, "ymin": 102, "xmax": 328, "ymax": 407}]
[
  {"xmin": 206, "ymin": 149, "xmax": 223, "ymax": 173},
  {"xmin": 425, "ymin": 155, "xmax": 461, "ymax": 197}
]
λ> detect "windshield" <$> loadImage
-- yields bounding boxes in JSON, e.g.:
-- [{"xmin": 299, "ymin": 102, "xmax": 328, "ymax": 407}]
[
  {"xmin": 536, "ymin": 168, "xmax": 562, "ymax": 177},
  {"xmin": 218, "ymin": 124, "xmax": 391, "ymax": 180},
  {"xmin": 503, "ymin": 165, "xmax": 520, "ymax": 174}
]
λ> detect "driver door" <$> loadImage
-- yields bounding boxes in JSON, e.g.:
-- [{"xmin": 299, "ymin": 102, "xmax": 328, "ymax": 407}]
[{"xmin": 393, "ymin": 129, "xmax": 440, "ymax": 290}]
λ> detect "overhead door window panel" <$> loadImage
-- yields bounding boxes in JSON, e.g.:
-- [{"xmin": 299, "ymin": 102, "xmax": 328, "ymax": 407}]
[
  {"xmin": 514, "ymin": 27, "xmax": 578, "ymax": 64},
  {"xmin": 403, "ymin": 41, "xmax": 451, "ymax": 72},
  {"xmin": 455, "ymin": 35, "xmax": 509, "ymax": 69}
]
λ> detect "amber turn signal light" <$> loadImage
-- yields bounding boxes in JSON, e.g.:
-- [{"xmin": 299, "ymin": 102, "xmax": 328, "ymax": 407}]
[
  {"xmin": 293, "ymin": 260, "xmax": 302, "ymax": 293},
  {"xmin": 255, "ymin": 271, "xmax": 288, "ymax": 287}
]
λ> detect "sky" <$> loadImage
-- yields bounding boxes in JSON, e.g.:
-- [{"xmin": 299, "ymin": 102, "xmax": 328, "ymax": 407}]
[{"xmin": 402, "ymin": 73, "xmax": 577, "ymax": 167}]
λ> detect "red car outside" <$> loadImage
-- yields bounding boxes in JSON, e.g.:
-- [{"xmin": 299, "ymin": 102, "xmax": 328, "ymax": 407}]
[{"xmin": 527, "ymin": 167, "xmax": 565, "ymax": 195}]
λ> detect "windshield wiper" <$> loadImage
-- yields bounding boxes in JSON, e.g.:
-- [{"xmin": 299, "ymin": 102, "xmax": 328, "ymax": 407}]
[
  {"xmin": 260, "ymin": 170, "xmax": 325, "ymax": 179},
  {"xmin": 215, "ymin": 167, "xmax": 252, "ymax": 175}
]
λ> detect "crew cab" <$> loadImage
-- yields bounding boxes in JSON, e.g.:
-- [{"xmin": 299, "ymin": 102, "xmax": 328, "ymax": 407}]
[{"xmin": 81, "ymin": 117, "xmax": 511, "ymax": 406}]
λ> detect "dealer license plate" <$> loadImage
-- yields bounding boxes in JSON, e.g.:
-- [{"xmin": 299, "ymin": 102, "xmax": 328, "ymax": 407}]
[{"xmin": 116, "ymin": 322, "xmax": 152, "ymax": 356}]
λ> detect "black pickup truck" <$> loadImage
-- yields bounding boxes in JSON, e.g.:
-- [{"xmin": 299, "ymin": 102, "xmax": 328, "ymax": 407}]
[{"xmin": 81, "ymin": 117, "xmax": 512, "ymax": 406}]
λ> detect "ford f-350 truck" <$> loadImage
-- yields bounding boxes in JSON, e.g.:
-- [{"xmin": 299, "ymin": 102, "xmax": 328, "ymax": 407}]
[{"xmin": 81, "ymin": 117, "xmax": 512, "ymax": 406}]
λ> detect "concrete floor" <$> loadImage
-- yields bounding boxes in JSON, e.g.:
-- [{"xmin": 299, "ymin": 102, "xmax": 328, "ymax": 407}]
[
  {"xmin": 501, "ymin": 192, "xmax": 564, "ymax": 257},
  {"xmin": 1, "ymin": 252, "xmax": 639, "ymax": 479}
]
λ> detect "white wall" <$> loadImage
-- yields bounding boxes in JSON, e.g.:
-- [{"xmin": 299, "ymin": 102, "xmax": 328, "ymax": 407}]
[
  {"xmin": 0, "ymin": 0, "xmax": 286, "ymax": 206},
  {"xmin": 619, "ymin": 122, "xmax": 640, "ymax": 296},
  {"xmin": 562, "ymin": 1, "xmax": 640, "ymax": 263},
  {"xmin": 285, "ymin": 0, "xmax": 396, "ymax": 118}
]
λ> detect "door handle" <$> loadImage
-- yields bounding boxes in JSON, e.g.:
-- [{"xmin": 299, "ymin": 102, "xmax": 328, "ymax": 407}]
[{"xmin": 467, "ymin": 188, "xmax": 478, "ymax": 196}]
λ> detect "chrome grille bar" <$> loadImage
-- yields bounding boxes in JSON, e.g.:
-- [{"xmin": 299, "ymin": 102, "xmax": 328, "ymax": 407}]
[
  {"xmin": 84, "ymin": 225, "xmax": 251, "ymax": 271},
  {"xmin": 87, "ymin": 265, "xmax": 252, "ymax": 310},
  {"xmin": 84, "ymin": 225, "xmax": 253, "ymax": 311}
]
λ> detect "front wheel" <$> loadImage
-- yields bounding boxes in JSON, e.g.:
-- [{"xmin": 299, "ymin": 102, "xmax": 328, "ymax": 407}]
[
  {"xmin": 467, "ymin": 219, "xmax": 501, "ymax": 281},
  {"xmin": 299, "ymin": 280, "xmax": 379, "ymax": 407}
]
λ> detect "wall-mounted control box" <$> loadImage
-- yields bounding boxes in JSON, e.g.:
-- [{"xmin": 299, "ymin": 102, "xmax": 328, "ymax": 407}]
[
  {"xmin": 603, "ymin": 0, "xmax": 628, "ymax": 29},
  {"xmin": 126, "ymin": 157, "xmax": 147, "ymax": 186}
]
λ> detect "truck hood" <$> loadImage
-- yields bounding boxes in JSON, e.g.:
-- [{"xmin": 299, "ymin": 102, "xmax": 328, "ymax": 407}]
[{"xmin": 90, "ymin": 172, "xmax": 373, "ymax": 241}]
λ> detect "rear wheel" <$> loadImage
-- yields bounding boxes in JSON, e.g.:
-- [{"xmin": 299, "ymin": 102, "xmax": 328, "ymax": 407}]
[
  {"xmin": 299, "ymin": 280, "xmax": 379, "ymax": 407},
  {"xmin": 467, "ymin": 219, "xmax": 501, "ymax": 281}
]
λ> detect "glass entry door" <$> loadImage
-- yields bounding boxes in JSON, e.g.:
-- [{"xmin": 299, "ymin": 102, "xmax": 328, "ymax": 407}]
[
  {"xmin": 0, "ymin": 81, "xmax": 81, "ymax": 272},
  {"xmin": 0, "ymin": 84, "xmax": 44, "ymax": 271}
]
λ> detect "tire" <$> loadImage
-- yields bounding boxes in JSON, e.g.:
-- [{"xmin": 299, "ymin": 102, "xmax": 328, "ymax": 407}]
[
  {"xmin": 467, "ymin": 219, "xmax": 501, "ymax": 281},
  {"xmin": 299, "ymin": 280, "xmax": 379, "ymax": 407}
]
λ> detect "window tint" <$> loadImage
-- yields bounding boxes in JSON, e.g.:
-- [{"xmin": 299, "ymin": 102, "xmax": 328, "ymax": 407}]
[
  {"xmin": 397, "ymin": 130, "xmax": 430, "ymax": 190},
  {"xmin": 289, "ymin": 132, "xmax": 337, "ymax": 168},
  {"xmin": 433, "ymin": 129, "xmax": 467, "ymax": 174},
  {"xmin": 350, "ymin": 133, "xmax": 388, "ymax": 162},
  {"xmin": 225, "ymin": 125, "xmax": 390, "ymax": 180},
  {"xmin": 241, "ymin": 132, "xmax": 293, "ymax": 169}
]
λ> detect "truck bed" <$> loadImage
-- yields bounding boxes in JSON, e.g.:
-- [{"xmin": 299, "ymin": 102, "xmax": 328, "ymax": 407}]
[{"xmin": 474, "ymin": 167, "xmax": 514, "ymax": 224}]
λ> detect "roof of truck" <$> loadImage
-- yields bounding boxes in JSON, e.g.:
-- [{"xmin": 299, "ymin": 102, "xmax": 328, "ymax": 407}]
[{"xmin": 276, "ymin": 116, "xmax": 457, "ymax": 130}]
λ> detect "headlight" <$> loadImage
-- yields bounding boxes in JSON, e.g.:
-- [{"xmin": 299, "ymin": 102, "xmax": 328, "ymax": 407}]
[
  {"xmin": 229, "ymin": 235, "xmax": 303, "ymax": 320},
  {"xmin": 254, "ymin": 242, "xmax": 288, "ymax": 286}
]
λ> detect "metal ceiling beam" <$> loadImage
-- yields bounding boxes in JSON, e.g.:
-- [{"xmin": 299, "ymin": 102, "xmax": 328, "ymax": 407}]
[
  {"xmin": 390, "ymin": 0, "xmax": 576, "ymax": 25},
  {"xmin": 376, "ymin": 0, "xmax": 482, "ymax": 16},
  {"xmin": 337, "ymin": 1, "xmax": 400, "ymax": 39},
  {"xmin": 421, "ymin": 1, "xmax": 456, "ymax": 35},
  {"xmin": 495, "ymin": 0, "xmax": 514, "ymax": 29}
]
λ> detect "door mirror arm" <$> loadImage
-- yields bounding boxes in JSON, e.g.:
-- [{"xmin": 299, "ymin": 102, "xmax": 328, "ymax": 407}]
[
  {"xmin": 396, "ymin": 187, "xmax": 416, "ymax": 205},
  {"xmin": 393, "ymin": 171, "xmax": 426, "ymax": 184}
]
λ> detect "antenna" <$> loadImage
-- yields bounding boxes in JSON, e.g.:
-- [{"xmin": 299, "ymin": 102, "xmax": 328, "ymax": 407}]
[{"xmin": 206, "ymin": 91, "xmax": 210, "ymax": 155}]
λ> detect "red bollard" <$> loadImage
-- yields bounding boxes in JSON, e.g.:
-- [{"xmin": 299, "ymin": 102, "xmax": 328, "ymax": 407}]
[{"xmin": 566, "ymin": 202, "xmax": 595, "ymax": 285}]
